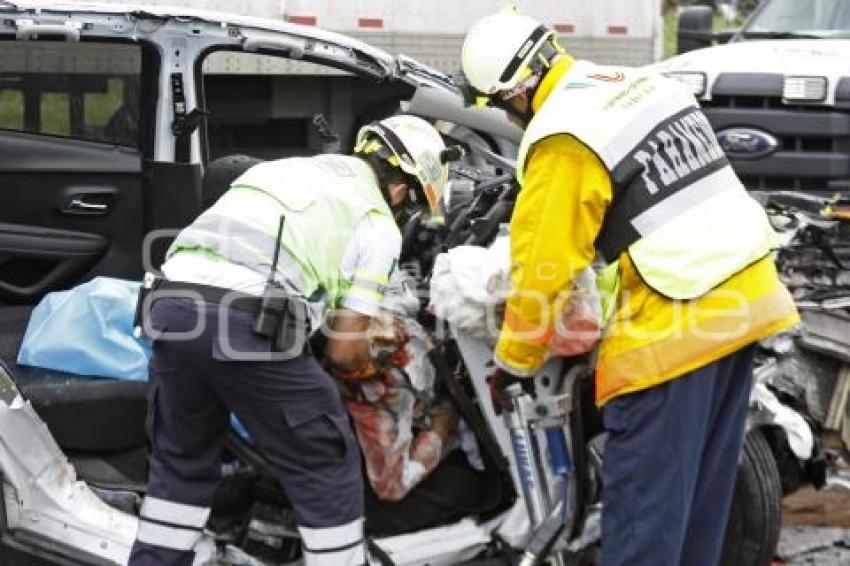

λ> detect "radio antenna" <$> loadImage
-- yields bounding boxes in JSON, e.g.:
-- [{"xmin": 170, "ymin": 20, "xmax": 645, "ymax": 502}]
[{"xmin": 268, "ymin": 214, "xmax": 285, "ymax": 285}]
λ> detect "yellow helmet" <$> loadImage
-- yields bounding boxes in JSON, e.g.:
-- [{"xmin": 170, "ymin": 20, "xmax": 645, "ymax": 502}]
[{"xmin": 356, "ymin": 115, "xmax": 448, "ymax": 217}]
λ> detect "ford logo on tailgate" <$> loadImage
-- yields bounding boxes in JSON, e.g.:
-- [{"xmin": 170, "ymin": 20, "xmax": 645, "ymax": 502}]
[{"xmin": 716, "ymin": 127, "xmax": 778, "ymax": 160}]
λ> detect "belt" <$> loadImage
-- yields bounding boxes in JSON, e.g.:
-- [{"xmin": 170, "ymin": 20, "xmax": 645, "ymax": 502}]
[
  {"xmin": 148, "ymin": 279, "xmax": 263, "ymax": 314},
  {"xmin": 136, "ymin": 278, "xmax": 312, "ymax": 356}
]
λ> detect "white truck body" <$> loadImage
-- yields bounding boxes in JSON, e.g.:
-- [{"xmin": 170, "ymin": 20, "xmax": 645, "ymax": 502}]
[
  {"xmin": 78, "ymin": 0, "xmax": 665, "ymax": 73},
  {"xmin": 655, "ymin": 38, "xmax": 850, "ymax": 107},
  {"xmin": 653, "ymin": 0, "xmax": 850, "ymax": 194}
]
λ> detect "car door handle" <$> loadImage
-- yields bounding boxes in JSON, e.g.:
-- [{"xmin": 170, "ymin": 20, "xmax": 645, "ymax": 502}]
[
  {"xmin": 68, "ymin": 199, "xmax": 108, "ymax": 212},
  {"xmin": 62, "ymin": 197, "xmax": 112, "ymax": 216}
]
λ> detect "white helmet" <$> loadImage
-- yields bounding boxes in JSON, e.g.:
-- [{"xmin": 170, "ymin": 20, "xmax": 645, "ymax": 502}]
[
  {"xmin": 461, "ymin": 11, "xmax": 557, "ymax": 96},
  {"xmin": 356, "ymin": 115, "xmax": 448, "ymax": 217}
]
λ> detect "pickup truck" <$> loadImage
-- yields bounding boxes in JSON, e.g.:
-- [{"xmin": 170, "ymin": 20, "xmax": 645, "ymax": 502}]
[
  {"xmin": 658, "ymin": 0, "xmax": 850, "ymax": 194},
  {"xmin": 0, "ymin": 2, "xmax": 523, "ymax": 564},
  {"xmin": 0, "ymin": 2, "xmax": 817, "ymax": 565}
]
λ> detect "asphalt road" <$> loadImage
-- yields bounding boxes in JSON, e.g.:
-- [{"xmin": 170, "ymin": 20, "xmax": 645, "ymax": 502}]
[{"xmin": 778, "ymin": 475, "xmax": 850, "ymax": 565}]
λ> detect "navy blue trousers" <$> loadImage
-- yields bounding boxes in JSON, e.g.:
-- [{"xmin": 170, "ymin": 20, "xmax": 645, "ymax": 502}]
[
  {"xmin": 601, "ymin": 346, "xmax": 754, "ymax": 566},
  {"xmin": 129, "ymin": 298, "xmax": 363, "ymax": 565}
]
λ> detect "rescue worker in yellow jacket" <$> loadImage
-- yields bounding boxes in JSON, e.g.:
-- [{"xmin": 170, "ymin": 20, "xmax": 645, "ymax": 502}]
[{"xmin": 461, "ymin": 11, "xmax": 799, "ymax": 566}]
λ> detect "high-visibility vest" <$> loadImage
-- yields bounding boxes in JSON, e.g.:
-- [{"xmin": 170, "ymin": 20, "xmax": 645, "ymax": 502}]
[
  {"xmin": 168, "ymin": 155, "xmax": 395, "ymax": 308},
  {"xmin": 516, "ymin": 60, "xmax": 778, "ymax": 300}
]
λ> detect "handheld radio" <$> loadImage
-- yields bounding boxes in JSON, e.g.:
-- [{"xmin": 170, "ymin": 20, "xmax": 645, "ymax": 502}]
[{"xmin": 252, "ymin": 215, "xmax": 308, "ymax": 356}]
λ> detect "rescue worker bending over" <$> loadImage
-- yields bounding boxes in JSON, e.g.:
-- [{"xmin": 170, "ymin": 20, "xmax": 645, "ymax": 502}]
[
  {"xmin": 129, "ymin": 115, "xmax": 448, "ymax": 566},
  {"xmin": 461, "ymin": 12, "xmax": 799, "ymax": 566}
]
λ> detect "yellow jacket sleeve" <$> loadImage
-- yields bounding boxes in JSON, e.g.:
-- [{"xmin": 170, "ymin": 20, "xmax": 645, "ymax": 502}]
[{"xmin": 495, "ymin": 134, "xmax": 613, "ymax": 375}]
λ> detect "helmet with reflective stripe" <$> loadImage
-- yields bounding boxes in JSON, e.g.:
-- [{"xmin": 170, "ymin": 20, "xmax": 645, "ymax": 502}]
[
  {"xmin": 356, "ymin": 115, "xmax": 448, "ymax": 217},
  {"xmin": 461, "ymin": 11, "xmax": 557, "ymax": 96}
]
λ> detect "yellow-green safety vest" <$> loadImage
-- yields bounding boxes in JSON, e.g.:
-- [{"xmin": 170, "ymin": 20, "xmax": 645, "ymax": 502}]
[
  {"xmin": 516, "ymin": 60, "xmax": 778, "ymax": 301},
  {"xmin": 168, "ymin": 155, "xmax": 396, "ymax": 309}
]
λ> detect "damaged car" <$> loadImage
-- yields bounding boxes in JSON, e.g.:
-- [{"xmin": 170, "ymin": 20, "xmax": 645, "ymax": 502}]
[{"xmin": 0, "ymin": 1, "xmax": 829, "ymax": 565}]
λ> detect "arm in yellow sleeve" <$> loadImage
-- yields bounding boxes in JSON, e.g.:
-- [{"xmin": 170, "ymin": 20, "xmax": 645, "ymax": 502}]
[{"xmin": 495, "ymin": 134, "xmax": 613, "ymax": 375}]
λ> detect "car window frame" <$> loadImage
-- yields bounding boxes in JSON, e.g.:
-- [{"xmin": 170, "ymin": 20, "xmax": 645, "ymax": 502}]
[
  {"xmin": 193, "ymin": 43, "xmax": 406, "ymax": 165},
  {"xmin": 0, "ymin": 38, "xmax": 147, "ymax": 151}
]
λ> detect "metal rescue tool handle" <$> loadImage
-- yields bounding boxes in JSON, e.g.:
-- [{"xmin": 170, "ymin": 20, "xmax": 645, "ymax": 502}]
[
  {"xmin": 504, "ymin": 383, "xmax": 549, "ymax": 527},
  {"xmin": 517, "ymin": 426, "xmax": 573, "ymax": 566},
  {"xmin": 506, "ymin": 371, "xmax": 579, "ymax": 565},
  {"xmin": 518, "ymin": 502, "xmax": 569, "ymax": 566}
]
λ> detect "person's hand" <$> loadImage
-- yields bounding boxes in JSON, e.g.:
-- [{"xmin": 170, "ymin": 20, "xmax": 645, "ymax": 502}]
[
  {"xmin": 392, "ymin": 317, "xmax": 411, "ymax": 347},
  {"xmin": 486, "ymin": 368, "xmax": 535, "ymax": 415},
  {"xmin": 370, "ymin": 315, "xmax": 412, "ymax": 369},
  {"xmin": 550, "ymin": 298, "xmax": 601, "ymax": 357},
  {"xmin": 331, "ymin": 360, "xmax": 379, "ymax": 382},
  {"xmin": 369, "ymin": 312, "xmax": 407, "ymax": 347},
  {"xmin": 326, "ymin": 308, "xmax": 373, "ymax": 378}
]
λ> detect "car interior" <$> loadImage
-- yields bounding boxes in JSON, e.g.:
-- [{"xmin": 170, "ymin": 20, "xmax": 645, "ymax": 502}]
[{"xmin": 0, "ymin": 38, "xmax": 514, "ymax": 541}]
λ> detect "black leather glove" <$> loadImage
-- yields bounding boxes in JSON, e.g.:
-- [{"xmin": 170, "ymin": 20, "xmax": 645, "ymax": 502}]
[{"xmin": 486, "ymin": 368, "xmax": 535, "ymax": 416}]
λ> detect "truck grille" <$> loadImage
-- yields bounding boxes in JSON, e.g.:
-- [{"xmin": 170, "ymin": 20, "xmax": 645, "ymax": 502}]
[{"xmin": 700, "ymin": 74, "xmax": 850, "ymax": 194}]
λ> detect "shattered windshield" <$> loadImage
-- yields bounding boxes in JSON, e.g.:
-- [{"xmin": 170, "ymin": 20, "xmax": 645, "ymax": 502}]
[{"xmin": 742, "ymin": 0, "xmax": 850, "ymax": 37}]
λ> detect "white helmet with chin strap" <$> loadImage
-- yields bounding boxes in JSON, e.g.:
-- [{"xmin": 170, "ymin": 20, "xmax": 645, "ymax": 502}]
[
  {"xmin": 355, "ymin": 115, "xmax": 448, "ymax": 218},
  {"xmin": 461, "ymin": 10, "xmax": 562, "ymax": 103}
]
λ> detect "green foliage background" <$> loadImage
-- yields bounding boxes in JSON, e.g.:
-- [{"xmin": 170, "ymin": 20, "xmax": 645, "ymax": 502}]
[
  {"xmin": 0, "ymin": 78, "xmax": 124, "ymax": 138},
  {"xmin": 663, "ymin": 1, "xmax": 758, "ymax": 58}
]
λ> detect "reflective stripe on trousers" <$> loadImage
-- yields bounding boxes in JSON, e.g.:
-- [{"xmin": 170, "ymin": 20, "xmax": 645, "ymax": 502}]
[
  {"xmin": 130, "ymin": 300, "xmax": 365, "ymax": 565},
  {"xmin": 134, "ymin": 498, "xmax": 365, "ymax": 565},
  {"xmin": 300, "ymin": 518, "xmax": 366, "ymax": 566},
  {"xmin": 134, "ymin": 496, "xmax": 210, "ymax": 551}
]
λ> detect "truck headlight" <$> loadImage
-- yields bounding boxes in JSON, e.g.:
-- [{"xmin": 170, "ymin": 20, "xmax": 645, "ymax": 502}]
[
  {"xmin": 783, "ymin": 76, "xmax": 827, "ymax": 102},
  {"xmin": 664, "ymin": 72, "xmax": 707, "ymax": 97}
]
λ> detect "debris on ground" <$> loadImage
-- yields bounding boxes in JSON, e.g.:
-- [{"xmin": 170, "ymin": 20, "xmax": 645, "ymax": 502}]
[
  {"xmin": 783, "ymin": 484, "xmax": 850, "ymax": 528},
  {"xmin": 779, "ymin": 460, "xmax": 850, "ymax": 565},
  {"xmin": 775, "ymin": 526, "xmax": 850, "ymax": 565}
]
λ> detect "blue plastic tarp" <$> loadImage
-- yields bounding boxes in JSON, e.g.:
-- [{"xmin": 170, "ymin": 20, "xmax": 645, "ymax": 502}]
[
  {"xmin": 17, "ymin": 277, "xmax": 151, "ymax": 380},
  {"xmin": 18, "ymin": 277, "xmax": 252, "ymax": 442}
]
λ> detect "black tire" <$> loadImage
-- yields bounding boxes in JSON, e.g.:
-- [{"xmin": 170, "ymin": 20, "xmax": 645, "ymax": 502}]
[
  {"xmin": 720, "ymin": 428, "xmax": 782, "ymax": 566},
  {"xmin": 202, "ymin": 154, "xmax": 262, "ymax": 209}
]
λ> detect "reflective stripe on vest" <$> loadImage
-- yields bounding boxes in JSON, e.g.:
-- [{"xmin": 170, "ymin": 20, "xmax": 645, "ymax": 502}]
[
  {"xmin": 168, "ymin": 155, "xmax": 395, "ymax": 307},
  {"xmin": 516, "ymin": 61, "xmax": 778, "ymax": 300}
]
